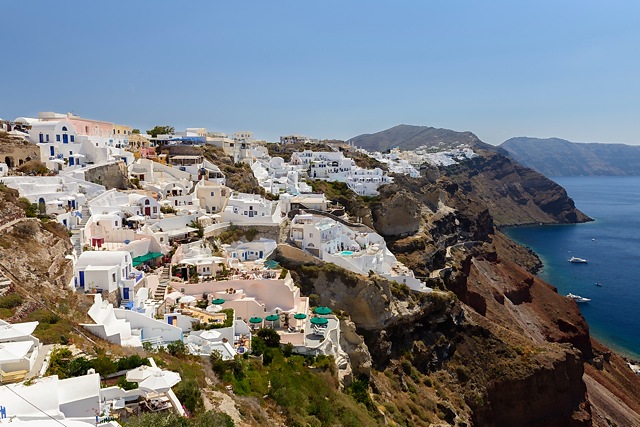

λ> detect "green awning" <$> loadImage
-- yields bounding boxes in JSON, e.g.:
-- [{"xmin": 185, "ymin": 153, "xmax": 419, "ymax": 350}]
[
  {"xmin": 293, "ymin": 313, "xmax": 307, "ymax": 320},
  {"xmin": 211, "ymin": 298, "xmax": 225, "ymax": 305},
  {"xmin": 310, "ymin": 317, "xmax": 328, "ymax": 325},
  {"xmin": 132, "ymin": 252, "xmax": 163, "ymax": 266},
  {"xmin": 249, "ymin": 317, "xmax": 263, "ymax": 324},
  {"xmin": 265, "ymin": 314, "xmax": 279, "ymax": 321}
]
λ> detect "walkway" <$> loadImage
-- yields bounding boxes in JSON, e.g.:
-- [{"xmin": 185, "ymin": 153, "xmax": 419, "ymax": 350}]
[{"xmin": 26, "ymin": 344, "xmax": 54, "ymax": 379}]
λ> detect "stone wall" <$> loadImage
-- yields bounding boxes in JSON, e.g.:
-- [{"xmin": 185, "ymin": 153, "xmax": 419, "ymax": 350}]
[{"xmin": 83, "ymin": 161, "xmax": 132, "ymax": 190}]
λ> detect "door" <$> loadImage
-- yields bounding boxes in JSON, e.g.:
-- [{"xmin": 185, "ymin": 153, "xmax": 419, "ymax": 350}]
[
  {"xmin": 79, "ymin": 271, "xmax": 85, "ymax": 288},
  {"xmin": 145, "ymin": 207, "xmax": 151, "ymax": 216},
  {"xmin": 63, "ymin": 134, "xmax": 68, "ymax": 143},
  {"xmin": 69, "ymin": 157, "xmax": 74, "ymax": 166},
  {"xmin": 50, "ymin": 146, "xmax": 55, "ymax": 156},
  {"xmin": 123, "ymin": 287, "xmax": 130, "ymax": 300}
]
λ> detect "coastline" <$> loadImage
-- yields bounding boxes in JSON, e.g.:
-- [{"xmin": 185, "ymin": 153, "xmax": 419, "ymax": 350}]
[{"xmin": 504, "ymin": 220, "xmax": 640, "ymax": 361}]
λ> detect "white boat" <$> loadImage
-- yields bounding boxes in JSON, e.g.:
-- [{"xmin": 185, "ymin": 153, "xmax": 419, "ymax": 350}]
[
  {"xmin": 567, "ymin": 293, "xmax": 591, "ymax": 303},
  {"xmin": 568, "ymin": 257, "xmax": 588, "ymax": 263}
]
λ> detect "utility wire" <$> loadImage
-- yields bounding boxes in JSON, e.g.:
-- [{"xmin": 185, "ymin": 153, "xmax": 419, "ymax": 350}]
[{"xmin": 1, "ymin": 382, "xmax": 69, "ymax": 426}]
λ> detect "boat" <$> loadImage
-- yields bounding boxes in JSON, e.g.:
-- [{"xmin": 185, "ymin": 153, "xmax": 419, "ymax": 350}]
[
  {"xmin": 595, "ymin": 282, "xmax": 603, "ymax": 287},
  {"xmin": 568, "ymin": 257, "xmax": 588, "ymax": 263},
  {"xmin": 567, "ymin": 293, "xmax": 591, "ymax": 303}
]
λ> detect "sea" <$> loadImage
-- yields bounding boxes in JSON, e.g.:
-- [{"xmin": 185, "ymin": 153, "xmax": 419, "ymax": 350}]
[{"xmin": 504, "ymin": 176, "xmax": 640, "ymax": 360}]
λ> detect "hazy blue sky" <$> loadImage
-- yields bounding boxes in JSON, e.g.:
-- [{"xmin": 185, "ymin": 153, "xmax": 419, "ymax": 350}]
[{"xmin": 2, "ymin": 1, "xmax": 639, "ymax": 144}]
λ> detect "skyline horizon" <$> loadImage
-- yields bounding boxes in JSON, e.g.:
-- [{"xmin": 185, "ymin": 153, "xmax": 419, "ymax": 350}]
[
  {"xmin": 3, "ymin": 1, "xmax": 640, "ymax": 146},
  {"xmin": 3, "ymin": 109, "xmax": 636, "ymax": 147}
]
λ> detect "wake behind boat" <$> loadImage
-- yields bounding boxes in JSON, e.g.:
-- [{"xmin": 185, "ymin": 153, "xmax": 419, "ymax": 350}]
[
  {"xmin": 567, "ymin": 293, "xmax": 591, "ymax": 303},
  {"xmin": 568, "ymin": 256, "xmax": 588, "ymax": 263}
]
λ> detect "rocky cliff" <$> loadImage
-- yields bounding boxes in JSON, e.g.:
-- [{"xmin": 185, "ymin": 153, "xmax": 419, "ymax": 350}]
[
  {"xmin": 275, "ymin": 124, "xmax": 640, "ymax": 425},
  {"xmin": 500, "ymin": 137, "xmax": 640, "ymax": 177}
]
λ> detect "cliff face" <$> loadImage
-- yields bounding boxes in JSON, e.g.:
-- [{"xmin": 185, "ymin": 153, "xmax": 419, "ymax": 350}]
[
  {"xmin": 440, "ymin": 148, "xmax": 591, "ymax": 226},
  {"xmin": 275, "ymin": 125, "xmax": 640, "ymax": 425},
  {"xmin": 501, "ymin": 137, "xmax": 640, "ymax": 176}
]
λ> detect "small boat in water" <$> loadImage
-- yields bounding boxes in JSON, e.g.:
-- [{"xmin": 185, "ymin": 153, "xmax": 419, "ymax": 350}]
[
  {"xmin": 567, "ymin": 293, "xmax": 591, "ymax": 303},
  {"xmin": 595, "ymin": 282, "xmax": 603, "ymax": 287},
  {"xmin": 568, "ymin": 257, "xmax": 588, "ymax": 263}
]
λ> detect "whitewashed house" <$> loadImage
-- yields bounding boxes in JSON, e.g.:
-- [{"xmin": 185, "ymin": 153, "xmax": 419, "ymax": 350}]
[
  {"xmin": 0, "ymin": 320, "xmax": 41, "ymax": 383},
  {"xmin": 221, "ymin": 192, "xmax": 283, "ymax": 225},
  {"xmin": 82, "ymin": 294, "xmax": 185, "ymax": 348},
  {"xmin": 74, "ymin": 251, "xmax": 144, "ymax": 301},
  {"xmin": 290, "ymin": 214, "xmax": 429, "ymax": 292}
]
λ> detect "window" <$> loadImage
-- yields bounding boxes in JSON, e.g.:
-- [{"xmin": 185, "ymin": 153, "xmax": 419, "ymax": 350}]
[
  {"xmin": 46, "ymin": 134, "xmax": 50, "ymax": 142},
  {"xmin": 112, "ymin": 273, "xmax": 116, "ymax": 282},
  {"xmin": 56, "ymin": 135, "xmax": 60, "ymax": 142},
  {"xmin": 70, "ymin": 135, "xmax": 74, "ymax": 142},
  {"xmin": 62, "ymin": 126, "xmax": 67, "ymax": 131},
  {"xmin": 153, "ymin": 207, "xmax": 157, "ymax": 213},
  {"xmin": 309, "ymin": 233, "xmax": 313, "ymax": 237},
  {"xmin": 145, "ymin": 199, "xmax": 150, "ymax": 205},
  {"xmin": 85, "ymin": 126, "xmax": 89, "ymax": 133}
]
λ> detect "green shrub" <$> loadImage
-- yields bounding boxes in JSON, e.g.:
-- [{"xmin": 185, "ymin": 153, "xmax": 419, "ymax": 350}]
[
  {"xmin": 0, "ymin": 293, "xmax": 23, "ymax": 309},
  {"xmin": 167, "ymin": 340, "xmax": 187, "ymax": 357}
]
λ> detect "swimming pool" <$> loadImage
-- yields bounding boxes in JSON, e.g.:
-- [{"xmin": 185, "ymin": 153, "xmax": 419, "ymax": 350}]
[{"xmin": 340, "ymin": 251, "xmax": 353, "ymax": 255}]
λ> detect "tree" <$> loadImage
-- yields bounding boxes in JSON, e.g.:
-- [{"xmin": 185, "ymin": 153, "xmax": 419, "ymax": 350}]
[
  {"xmin": 146, "ymin": 125, "xmax": 175, "ymax": 137},
  {"xmin": 257, "ymin": 327, "xmax": 281, "ymax": 348},
  {"xmin": 132, "ymin": 128, "xmax": 141, "ymax": 134}
]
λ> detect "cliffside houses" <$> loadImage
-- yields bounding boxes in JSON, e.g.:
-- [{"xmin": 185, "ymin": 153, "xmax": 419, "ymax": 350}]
[
  {"xmin": 290, "ymin": 213, "xmax": 429, "ymax": 292},
  {"xmin": 0, "ymin": 320, "xmax": 41, "ymax": 384},
  {"xmin": 15, "ymin": 112, "xmax": 134, "ymax": 169},
  {"xmin": 221, "ymin": 192, "xmax": 285, "ymax": 225}
]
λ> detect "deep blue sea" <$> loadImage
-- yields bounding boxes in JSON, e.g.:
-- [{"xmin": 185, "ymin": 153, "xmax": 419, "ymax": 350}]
[{"xmin": 504, "ymin": 176, "xmax": 640, "ymax": 360}]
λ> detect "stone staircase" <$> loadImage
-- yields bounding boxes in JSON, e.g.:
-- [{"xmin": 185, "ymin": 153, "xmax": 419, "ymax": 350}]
[
  {"xmin": 153, "ymin": 265, "xmax": 170, "ymax": 301},
  {"xmin": 70, "ymin": 205, "xmax": 91, "ymax": 256}
]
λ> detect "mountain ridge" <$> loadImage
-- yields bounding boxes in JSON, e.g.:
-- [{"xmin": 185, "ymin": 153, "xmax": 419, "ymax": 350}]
[{"xmin": 500, "ymin": 137, "xmax": 640, "ymax": 176}]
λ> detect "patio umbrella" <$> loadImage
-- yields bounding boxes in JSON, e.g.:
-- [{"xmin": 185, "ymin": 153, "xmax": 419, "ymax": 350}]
[
  {"xmin": 206, "ymin": 304, "xmax": 223, "ymax": 313},
  {"xmin": 314, "ymin": 306, "xmax": 332, "ymax": 315},
  {"xmin": 310, "ymin": 317, "xmax": 329, "ymax": 325},
  {"xmin": 249, "ymin": 317, "xmax": 263, "ymax": 324},
  {"xmin": 179, "ymin": 295, "xmax": 196, "ymax": 304},
  {"xmin": 265, "ymin": 314, "xmax": 279, "ymax": 322},
  {"xmin": 139, "ymin": 370, "xmax": 181, "ymax": 392},
  {"xmin": 211, "ymin": 298, "xmax": 225, "ymax": 305},
  {"xmin": 128, "ymin": 215, "xmax": 145, "ymax": 222},
  {"xmin": 125, "ymin": 365, "xmax": 161, "ymax": 382},
  {"xmin": 293, "ymin": 313, "xmax": 307, "ymax": 320}
]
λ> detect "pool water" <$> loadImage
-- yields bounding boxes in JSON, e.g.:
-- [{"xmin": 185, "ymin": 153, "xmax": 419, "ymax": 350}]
[{"xmin": 340, "ymin": 251, "xmax": 354, "ymax": 255}]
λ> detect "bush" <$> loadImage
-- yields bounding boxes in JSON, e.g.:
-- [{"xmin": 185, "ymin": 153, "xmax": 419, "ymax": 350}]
[
  {"xmin": 0, "ymin": 293, "xmax": 23, "ymax": 309},
  {"xmin": 257, "ymin": 328, "xmax": 281, "ymax": 348},
  {"xmin": 116, "ymin": 376, "xmax": 138, "ymax": 391},
  {"xmin": 116, "ymin": 354, "xmax": 149, "ymax": 371},
  {"xmin": 174, "ymin": 378, "xmax": 203, "ymax": 414},
  {"xmin": 167, "ymin": 340, "xmax": 187, "ymax": 357}
]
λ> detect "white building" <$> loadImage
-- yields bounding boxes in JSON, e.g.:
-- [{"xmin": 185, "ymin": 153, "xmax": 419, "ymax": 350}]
[
  {"xmin": 290, "ymin": 214, "xmax": 429, "ymax": 292},
  {"xmin": 0, "ymin": 373, "xmax": 102, "ymax": 424},
  {"xmin": 346, "ymin": 167, "xmax": 393, "ymax": 196},
  {"xmin": 82, "ymin": 294, "xmax": 184, "ymax": 348},
  {"xmin": 222, "ymin": 238, "xmax": 278, "ymax": 266},
  {"xmin": 74, "ymin": 251, "xmax": 143, "ymax": 300},
  {"xmin": 0, "ymin": 320, "xmax": 41, "ymax": 384},
  {"xmin": 221, "ymin": 192, "xmax": 283, "ymax": 225}
]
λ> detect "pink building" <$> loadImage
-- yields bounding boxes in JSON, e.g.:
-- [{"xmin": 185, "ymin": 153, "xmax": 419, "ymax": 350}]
[{"xmin": 39, "ymin": 112, "xmax": 113, "ymax": 138}]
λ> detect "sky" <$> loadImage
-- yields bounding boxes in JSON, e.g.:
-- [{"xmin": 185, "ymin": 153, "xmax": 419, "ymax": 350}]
[{"xmin": 2, "ymin": 1, "xmax": 640, "ymax": 145}]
